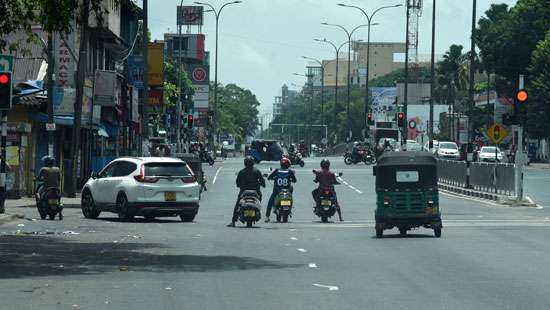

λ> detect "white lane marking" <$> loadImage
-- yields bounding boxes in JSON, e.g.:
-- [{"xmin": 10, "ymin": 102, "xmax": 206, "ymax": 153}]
[
  {"xmin": 212, "ymin": 167, "xmax": 222, "ymax": 184},
  {"xmin": 308, "ymin": 263, "xmax": 318, "ymax": 268},
  {"xmin": 297, "ymin": 248, "xmax": 308, "ymax": 253},
  {"xmin": 312, "ymin": 284, "xmax": 339, "ymax": 291},
  {"xmin": 290, "ymin": 237, "xmax": 298, "ymax": 241},
  {"xmin": 337, "ymin": 177, "xmax": 362, "ymax": 194}
]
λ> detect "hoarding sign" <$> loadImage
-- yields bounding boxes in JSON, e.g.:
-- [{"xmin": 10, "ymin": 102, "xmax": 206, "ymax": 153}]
[
  {"xmin": 147, "ymin": 88, "xmax": 163, "ymax": 106},
  {"xmin": 54, "ymin": 29, "xmax": 76, "ymax": 87},
  {"xmin": 148, "ymin": 43, "xmax": 164, "ymax": 86},
  {"xmin": 53, "ymin": 87, "xmax": 76, "ymax": 115},
  {"xmin": 187, "ymin": 64, "xmax": 209, "ymax": 85},
  {"xmin": 132, "ymin": 87, "xmax": 139, "ymax": 123},
  {"xmin": 166, "ymin": 34, "xmax": 205, "ymax": 61},
  {"xmin": 177, "ymin": 6, "xmax": 204, "ymax": 26},
  {"xmin": 93, "ymin": 70, "xmax": 117, "ymax": 106},
  {"xmin": 128, "ymin": 56, "xmax": 144, "ymax": 89}
]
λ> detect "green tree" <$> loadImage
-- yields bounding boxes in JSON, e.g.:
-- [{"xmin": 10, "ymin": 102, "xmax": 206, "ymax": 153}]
[
  {"xmin": 215, "ymin": 83, "xmax": 260, "ymax": 143},
  {"xmin": 527, "ymin": 30, "xmax": 550, "ymax": 139}
]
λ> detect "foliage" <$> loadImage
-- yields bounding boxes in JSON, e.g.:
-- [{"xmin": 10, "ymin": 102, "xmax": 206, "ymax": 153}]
[
  {"xmin": 161, "ymin": 59, "xmax": 194, "ymax": 108},
  {"xmin": 369, "ymin": 67, "xmax": 431, "ymax": 87},
  {"xmin": 527, "ymin": 30, "xmax": 550, "ymax": 139},
  {"xmin": 215, "ymin": 83, "xmax": 261, "ymax": 143}
]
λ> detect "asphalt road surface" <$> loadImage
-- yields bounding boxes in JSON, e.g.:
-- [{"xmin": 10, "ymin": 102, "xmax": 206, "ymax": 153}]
[{"xmin": 2, "ymin": 157, "xmax": 550, "ymax": 310}]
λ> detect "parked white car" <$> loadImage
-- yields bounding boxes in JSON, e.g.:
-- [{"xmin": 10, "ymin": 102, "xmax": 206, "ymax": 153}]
[
  {"xmin": 436, "ymin": 141, "xmax": 460, "ymax": 160},
  {"xmin": 478, "ymin": 146, "xmax": 505, "ymax": 162},
  {"xmin": 81, "ymin": 157, "xmax": 200, "ymax": 222}
]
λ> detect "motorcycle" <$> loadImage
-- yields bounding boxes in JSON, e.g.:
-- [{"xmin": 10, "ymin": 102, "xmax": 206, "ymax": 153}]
[
  {"xmin": 238, "ymin": 190, "xmax": 262, "ymax": 228},
  {"xmin": 35, "ymin": 182, "xmax": 63, "ymax": 220},
  {"xmin": 274, "ymin": 188, "xmax": 293, "ymax": 223},
  {"xmin": 199, "ymin": 150, "xmax": 215, "ymax": 166},
  {"xmin": 288, "ymin": 152, "xmax": 305, "ymax": 167},
  {"xmin": 312, "ymin": 170, "xmax": 342, "ymax": 223},
  {"xmin": 344, "ymin": 150, "xmax": 376, "ymax": 165}
]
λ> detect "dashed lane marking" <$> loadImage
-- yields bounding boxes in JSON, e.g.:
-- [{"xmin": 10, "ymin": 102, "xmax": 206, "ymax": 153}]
[
  {"xmin": 213, "ymin": 167, "xmax": 222, "ymax": 184},
  {"xmin": 338, "ymin": 177, "xmax": 362, "ymax": 194}
]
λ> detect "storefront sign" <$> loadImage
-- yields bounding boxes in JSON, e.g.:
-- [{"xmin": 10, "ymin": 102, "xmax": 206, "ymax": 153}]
[
  {"xmin": 132, "ymin": 87, "xmax": 139, "ymax": 123},
  {"xmin": 82, "ymin": 77, "xmax": 93, "ymax": 125},
  {"xmin": 148, "ymin": 43, "xmax": 164, "ymax": 86},
  {"xmin": 54, "ymin": 28, "xmax": 75, "ymax": 87},
  {"xmin": 147, "ymin": 88, "xmax": 163, "ymax": 106},
  {"xmin": 53, "ymin": 87, "xmax": 76, "ymax": 115},
  {"xmin": 94, "ymin": 70, "xmax": 117, "ymax": 106},
  {"xmin": 6, "ymin": 146, "xmax": 19, "ymax": 166}
]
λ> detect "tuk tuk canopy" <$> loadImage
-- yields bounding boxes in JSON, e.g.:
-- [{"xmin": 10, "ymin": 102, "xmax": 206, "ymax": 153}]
[{"xmin": 375, "ymin": 152, "xmax": 438, "ymax": 190}]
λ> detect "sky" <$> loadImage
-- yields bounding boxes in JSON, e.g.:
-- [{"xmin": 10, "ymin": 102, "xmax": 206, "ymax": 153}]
[{"xmin": 141, "ymin": 0, "xmax": 518, "ymax": 115}]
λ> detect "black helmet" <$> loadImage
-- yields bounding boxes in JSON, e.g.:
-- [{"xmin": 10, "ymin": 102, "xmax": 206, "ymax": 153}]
[
  {"xmin": 320, "ymin": 159, "xmax": 330, "ymax": 169},
  {"xmin": 244, "ymin": 156, "xmax": 255, "ymax": 168},
  {"xmin": 42, "ymin": 155, "xmax": 55, "ymax": 167}
]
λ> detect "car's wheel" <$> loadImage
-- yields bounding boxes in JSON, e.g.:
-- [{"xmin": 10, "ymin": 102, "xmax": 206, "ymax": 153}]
[
  {"xmin": 399, "ymin": 228, "xmax": 407, "ymax": 237},
  {"xmin": 180, "ymin": 213, "xmax": 196, "ymax": 222},
  {"xmin": 81, "ymin": 190, "xmax": 100, "ymax": 219},
  {"xmin": 116, "ymin": 194, "xmax": 134, "ymax": 221}
]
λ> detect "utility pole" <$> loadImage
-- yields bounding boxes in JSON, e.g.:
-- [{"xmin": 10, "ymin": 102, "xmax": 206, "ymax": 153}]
[
  {"xmin": 177, "ymin": 1, "xmax": 184, "ymax": 153},
  {"xmin": 142, "ymin": 0, "xmax": 149, "ymax": 154},
  {"xmin": 466, "ymin": 0, "xmax": 477, "ymax": 189},
  {"xmin": 69, "ymin": 0, "xmax": 90, "ymax": 197},
  {"xmin": 429, "ymin": 0, "xmax": 436, "ymax": 151},
  {"xmin": 47, "ymin": 33, "xmax": 54, "ymax": 156},
  {"xmin": 403, "ymin": 1, "xmax": 410, "ymax": 146}
]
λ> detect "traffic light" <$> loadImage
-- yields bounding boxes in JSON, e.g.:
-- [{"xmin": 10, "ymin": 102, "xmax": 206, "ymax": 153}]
[
  {"xmin": 186, "ymin": 114, "xmax": 194, "ymax": 129},
  {"xmin": 516, "ymin": 89, "xmax": 528, "ymax": 104},
  {"xmin": 367, "ymin": 113, "xmax": 374, "ymax": 126},
  {"xmin": 397, "ymin": 112, "xmax": 405, "ymax": 128},
  {"xmin": 0, "ymin": 71, "xmax": 13, "ymax": 110}
]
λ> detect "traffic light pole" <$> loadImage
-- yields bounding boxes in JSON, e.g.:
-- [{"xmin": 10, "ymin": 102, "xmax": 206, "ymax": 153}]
[{"xmin": 0, "ymin": 111, "xmax": 7, "ymax": 213}]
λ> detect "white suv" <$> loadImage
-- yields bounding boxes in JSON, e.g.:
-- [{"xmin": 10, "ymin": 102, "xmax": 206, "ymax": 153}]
[{"xmin": 81, "ymin": 157, "xmax": 200, "ymax": 222}]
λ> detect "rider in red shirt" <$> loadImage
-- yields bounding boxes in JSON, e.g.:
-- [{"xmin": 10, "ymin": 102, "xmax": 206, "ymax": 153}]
[{"xmin": 312, "ymin": 159, "xmax": 343, "ymax": 221}]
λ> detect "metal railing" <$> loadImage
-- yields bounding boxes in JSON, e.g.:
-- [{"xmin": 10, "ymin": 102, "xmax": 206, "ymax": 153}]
[{"xmin": 437, "ymin": 159, "xmax": 516, "ymax": 197}]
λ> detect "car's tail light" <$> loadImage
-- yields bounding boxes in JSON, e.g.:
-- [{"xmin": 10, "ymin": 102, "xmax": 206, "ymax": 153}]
[
  {"xmin": 383, "ymin": 197, "xmax": 391, "ymax": 208},
  {"xmin": 181, "ymin": 175, "xmax": 196, "ymax": 183},
  {"xmin": 134, "ymin": 165, "xmax": 159, "ymax": 183}
]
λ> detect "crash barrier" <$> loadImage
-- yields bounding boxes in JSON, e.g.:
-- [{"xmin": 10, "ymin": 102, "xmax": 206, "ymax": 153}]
[{"xmin": 437, "ymin": 159, "xmax": 516, "ymax": 198}]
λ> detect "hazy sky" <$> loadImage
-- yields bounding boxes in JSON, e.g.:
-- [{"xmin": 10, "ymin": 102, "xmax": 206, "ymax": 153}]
[{"xmin": 141, "ymin": 0, "xmax": 518, "ymax": 114}]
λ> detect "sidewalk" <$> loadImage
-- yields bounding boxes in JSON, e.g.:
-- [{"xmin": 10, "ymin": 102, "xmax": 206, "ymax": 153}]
[{"xmin": 4, "ymin": 194, "xmax": 81, "ymax": 209}]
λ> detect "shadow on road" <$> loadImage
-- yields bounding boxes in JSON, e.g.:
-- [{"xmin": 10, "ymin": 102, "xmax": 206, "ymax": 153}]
[
  {"xmin": 93, "ymin": 217, "xmax": 183, "ymax": 224},
  {"xmin": 0, "ymin": 235, "xmax": 302, "ymax": 279}
]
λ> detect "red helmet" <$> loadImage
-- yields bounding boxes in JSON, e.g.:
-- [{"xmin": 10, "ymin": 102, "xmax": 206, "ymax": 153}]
[{"xmin": 280, "ymin": 157, "xmax": 291, "ymax": 169}]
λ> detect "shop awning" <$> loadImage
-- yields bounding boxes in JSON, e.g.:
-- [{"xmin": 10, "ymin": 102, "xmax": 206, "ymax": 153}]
[{"xmin": 29, "ymin": 112, "xmax": 75, "ymax": 126}]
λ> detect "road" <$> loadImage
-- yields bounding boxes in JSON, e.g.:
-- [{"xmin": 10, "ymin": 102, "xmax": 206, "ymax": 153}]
[{"xmin": 1, "ymin": 157, "xmax": 550, "ymax": 310}]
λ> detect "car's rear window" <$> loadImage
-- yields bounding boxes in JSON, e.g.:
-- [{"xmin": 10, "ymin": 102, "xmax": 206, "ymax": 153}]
[{"xmin": 144, "ymin": 162, "xmax": 192, "ymax": 177}]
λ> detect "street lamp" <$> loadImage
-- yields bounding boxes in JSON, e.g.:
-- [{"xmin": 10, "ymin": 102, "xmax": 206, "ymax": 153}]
[
  {"xmin": 338, "ymin": 3, "xmax": 402, "ymax": 141},
  {"xmin": 321, "ymin": 22, "xmax": 367, "ymax": 142},
  {"xmin": 195, "ymin": 1, "xmax": 242, "ymax": 146},
  {"xmin": 293, "ymin": 71, "xmax": 315, "ymax": 151}
]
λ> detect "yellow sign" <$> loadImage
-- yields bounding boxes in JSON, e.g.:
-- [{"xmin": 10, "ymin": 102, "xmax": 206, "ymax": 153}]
[
  {"xmin": 6, "ymin": 146, "xmax": 19, "ymax": 166},
  {"xmin": 148, "ymin": 43, "xmax": 164, "ymax": 86},
  {"xmin": 487, "ymin": 123, "xmax": 508, "ymax": 145}
]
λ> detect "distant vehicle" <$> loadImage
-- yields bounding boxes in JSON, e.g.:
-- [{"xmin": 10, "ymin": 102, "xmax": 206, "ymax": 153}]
[
  {"xmin": 81, "ymin": 157, "xmax": 200, "ymax": 222},
  {"xmin": 402, "ymin": 140, "xmax": 423, "ymax": 152},
  {"xmin": 478, "ymin": 146, "xmax": 504, "ymax": 162},
  {"xmin": 423, "ymin": 140, "xmax": 439, "ymax": 154},
  {"xmin": 248, "ymin": 140, "xmax": 284, "ymax": 163},
  {"xmin": 436, "ymin": 141, "xmax": 460, "ymax": 160},
  {"xmin": 219, "ymin": 134, "xmax": 236, "ymax": 155}
]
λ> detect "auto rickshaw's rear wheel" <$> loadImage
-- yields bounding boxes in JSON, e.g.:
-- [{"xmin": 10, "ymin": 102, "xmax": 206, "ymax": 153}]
[
  {"xmin": 434, "ymin": 227, "xmax": 442, "ymax": 238},
  {"xmin": 375, "ymin": 223, "xmax": 383, "ymax": 238}
]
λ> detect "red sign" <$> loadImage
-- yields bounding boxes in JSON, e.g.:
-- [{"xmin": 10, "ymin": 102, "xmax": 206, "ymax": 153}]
[
  {"xmin": 147, "ymin": 89, "xmax": 163, "ymax": 106},
  {"xmin": 192, "ymin": 67, "xmax": 207, "ymax": 83}
]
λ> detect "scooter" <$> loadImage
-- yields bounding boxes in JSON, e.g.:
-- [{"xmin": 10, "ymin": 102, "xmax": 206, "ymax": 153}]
[
  {"xmin": 35, "ymin": 182, "xmax": 63, "ymax": 220},
  {"xmin": 288, "ymin": 152, "xmax": 305, "ymax": 167},
  {"xmin": 238, "ymin": 190, "xmax": 262, "ymax": 228},
  {"xmin": 199, "ymin": 150, "xmax": 215, "ymax": 166},
  {"xmin": 274, "ymin": 189, "xmax": 293, "ymax": 223},
  {"xmin": 344, "ymin": 150, "xmax": 376, "ymax": 165}
]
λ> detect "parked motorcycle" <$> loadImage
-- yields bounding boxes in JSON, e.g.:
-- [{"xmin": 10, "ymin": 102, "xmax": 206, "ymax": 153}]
[
  {"xmin": 344, "ymin": 150, "xmax": 376, "ymax": 165},
  {"xmin": 36, "ymin": 182, "xmax": 63, "ymax": 220},
  {"xmin": 238, "ymin": 190, "xmax": 262, "ymax": 228},
  {"xmin": 288, "ymin": 152, "xmax": 305, "ymax": 167},
  {"xmin": 274, "ymin": 189, "xmax": 293, "ymax": 223}
]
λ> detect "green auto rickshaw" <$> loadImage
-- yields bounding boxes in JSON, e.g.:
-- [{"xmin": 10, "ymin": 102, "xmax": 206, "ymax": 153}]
[{"xmin": 373, "ymin": 151, "xmax": 442, "ymax": 238}]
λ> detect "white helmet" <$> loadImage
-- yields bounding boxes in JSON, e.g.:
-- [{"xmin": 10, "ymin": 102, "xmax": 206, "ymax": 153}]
[{"xmin": 353, "ymin": 141, "xmax": 359, "ymax": 146}]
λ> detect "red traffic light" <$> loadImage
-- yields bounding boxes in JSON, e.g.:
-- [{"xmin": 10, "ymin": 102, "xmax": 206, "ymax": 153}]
[
  {"xmin": 398, "ymin": 112, "xmax": 404, "ymax": 119},
  {"xmin": 516, "ymin": 89, "xmax": 528, "ymax": 103},
  {"xmin": 0, "ymin": 74, "xmax": 9, "ymax": 84},
  {"xmin": 367, "ymin": 113, "xmax": 373, "ymax": 120},
  {"xmin": 187, "ymin": 115, "xmax": 193, "ymax": 122}
]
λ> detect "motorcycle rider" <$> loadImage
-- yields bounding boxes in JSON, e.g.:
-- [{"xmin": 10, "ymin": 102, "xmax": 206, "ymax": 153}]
[
  {"xmin": 228, "ymin": 156, "xmax": 265, "ymax": 227},
  {"xmin": 351, "ymin": 141, "xmax": 361, "ymax": 162},
  {"xmin": 265, "ymin": 157, "xmax": 297, "ymax": 223},
  {"xmin": 312, "ymin": 159, "xmax": 343, "ymax": 221},
  {"xmin": 36, "ymin": 156, "xmax": 61, "ymax": 201}
]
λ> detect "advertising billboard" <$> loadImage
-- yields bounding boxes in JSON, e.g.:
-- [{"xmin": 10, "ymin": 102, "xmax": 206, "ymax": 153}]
[
  {"xmin": 93, "ymin": 70, "xmax": 117, "ymax": 106},
  {"xmin": 128, "ymin": 56, "xmax": 144, "ymax": 89},
  {"xmin": 148, "ymin": 42, "xmax": 164, "ymax": 86},
  {"xmin": 165, "ymin": 34, "xmax": 205, "ymax": 62},
  {"xmin": 177, "ymin": 6, "xmax": 204, "ymax": 26}
]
